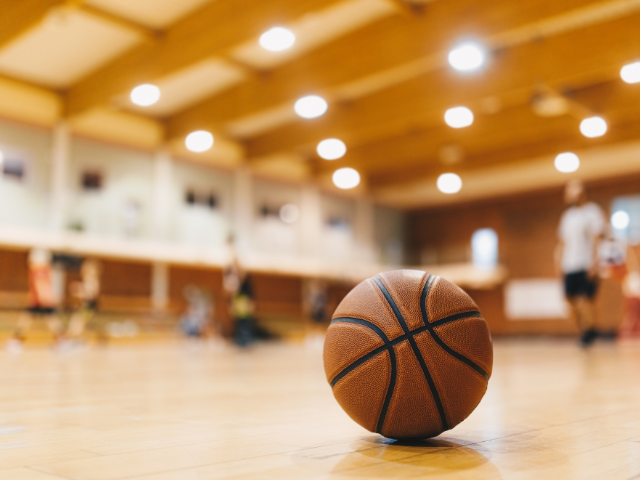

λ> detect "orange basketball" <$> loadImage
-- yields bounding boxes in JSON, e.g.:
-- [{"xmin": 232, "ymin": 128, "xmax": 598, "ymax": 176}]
[{"xmin": 323, "ymin": 270, "xmax": 493, "ymax": 439}]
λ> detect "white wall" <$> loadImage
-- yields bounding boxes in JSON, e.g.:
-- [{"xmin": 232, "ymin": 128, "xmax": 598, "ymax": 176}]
[
  {"xmin": 251, "ymin": 179, "xmax": 302, "ymax": 256},
  {"xmin": 0, "ymin": 118, "xmax": 407, "ymax": 271},
  {"xmin": 170, "ymin": 160, "xmax": 233, "ymax": 247},
  {"xmin": 0, "ymin": 120, "xmax": 51, "ymax": 228},
  {"xmin": 68, "ymin": 139, "xmax": 154, "ymax": 239}
]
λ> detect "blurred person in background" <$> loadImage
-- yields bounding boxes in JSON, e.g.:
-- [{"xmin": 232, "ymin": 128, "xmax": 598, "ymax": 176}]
[
  {"xmin": 6, "ymin": 248, "xmax": 64, "ymax": 353},
  {"xmin": 65, "ymin": 258, "xmax": 102, "ymax": 347},
  {"xmin": 180, "ymin": 285, "xmax": 213, "ymax": 339},
  {"xmin": 304, "ymin": 278, "xmax": 328, "ymax": 349},
  {"xmin": 602, "ymin": 232, "xmax": 640, "ymax": 338},
  {"xmin": 223, "ymin": 235, "xmax": 255, "ymax": 347},
  {"xmin": 556, "ymin": 180, "xmax": 605, "ymax": 347}
]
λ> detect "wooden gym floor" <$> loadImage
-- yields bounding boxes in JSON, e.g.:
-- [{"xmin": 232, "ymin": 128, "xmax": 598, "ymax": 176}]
[{"xmin": 1, "ymin": 339, "xmax": 640, "ymax": 480}]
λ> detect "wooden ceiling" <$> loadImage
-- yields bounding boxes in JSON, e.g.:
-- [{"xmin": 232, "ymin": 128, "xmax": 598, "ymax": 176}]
[{"xmin": 2, "ymin": 0, "xmax": 640, "ymax": 207}]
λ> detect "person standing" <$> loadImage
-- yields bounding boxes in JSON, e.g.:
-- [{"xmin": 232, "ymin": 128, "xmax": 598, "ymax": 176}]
[
  {"xmin": 556, "ymin": 180, "xmax": 605, "ymax": 347},
  {"xmin": 6, "ymin": 248, "xmax": 64, "ymax": 352},
  {"xmin": 66, "ymin": 258, "xmax": 102, "ymax": 345}
]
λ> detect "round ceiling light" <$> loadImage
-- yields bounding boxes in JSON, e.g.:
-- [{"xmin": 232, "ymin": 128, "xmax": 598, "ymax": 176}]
[
  {"xmin": 621, "ymin": 62, "xmax": 640, "ymax": 84},
  {"xmin": 448, "ymin": 43, "xmax": 485, "ymax": 72},
  {"xmin": 259, "ymin": 27, "xmax": 295, "ymax": 52},
  {"xmin": 185, "ymin": 131, "xmax": 214, "ymax": 153},
  {"xmin": 437, "ymin": 173, "xmax": 462, "ymax": 194},
  {"xmin": 612, "ymin": 211, "xmax": 630, "ymax": 230},
  {"xmin": 445, "ymin": 106, "xmax": 474, "ymax": 128},
  {"xmin": 294, "ymin": 95, "xmax": 328, "ymax": 119},
  {"xmin": 130, "ymin": 84, "xmax": 160, "ymax": 107},
  {"xmin": 580, "ymin": 116, "xmax": 607, "ymax": 138},
  {"xmin": 555, "ymin": 152, "xmax": 580, "ymax": 173},
  {"xmin": 317, "ymin": 139, "xmax": 346, "ymax": 160},
  {"xmin": 333, "ymin": 168, "xmax": 360, "ymax": 189}
]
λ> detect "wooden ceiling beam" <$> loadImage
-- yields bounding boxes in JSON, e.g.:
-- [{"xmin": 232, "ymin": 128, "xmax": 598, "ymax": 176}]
[
  {"xmin": 355, "ymin": 80, "xmax": 640, "ymax": 187},
  {"xmin": 245, "ymin": 10, "xmax": 640, "ymax": 159},
  {"xmin": 69, "ymin": 2, "xmax": 160, "ymax": 43},
  {"xmin": 368, "ymin": 117, "xmax": 640, "ymax": 190},
  {"xmin": 64, "ymin": 0, "xmax": 345, "ymax": 117},
  {"xmin": 167, "ymin": 0, "xmax": 606, "ymax": 140},
  {"xmin": 0, "ymin": 0, "xmax": 64, "ymax": 50}
]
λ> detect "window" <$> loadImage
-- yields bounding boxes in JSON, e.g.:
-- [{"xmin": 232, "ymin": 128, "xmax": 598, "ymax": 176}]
[
  {"xmin": 185, "ymin": 189, "xmax": 217, "ymax": 209},
  {"xmin": 472, "ymin": 228, "xmax": 499, "ymax": 269},
  {"xmin": 81, "ymin": 171, "xmax": 103, "ymax": 191},
  {"xmin": 2, "ymin": 156, "xmax": 25, "ymax": 181},
  {"xmin": 611, "ymin": 195, "xmax": 640, "ymax": 244}
]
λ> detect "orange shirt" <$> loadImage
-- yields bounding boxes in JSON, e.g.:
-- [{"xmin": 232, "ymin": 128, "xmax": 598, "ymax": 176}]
[{"xmin": 28, "ymin": 266, "xmax": 56, "ymax": 308}]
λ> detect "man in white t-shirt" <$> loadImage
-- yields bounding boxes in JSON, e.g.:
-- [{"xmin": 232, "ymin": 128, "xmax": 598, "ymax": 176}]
[{"xmin": 556, "ymin": 180, "xmax": 605, "ymax": 347}]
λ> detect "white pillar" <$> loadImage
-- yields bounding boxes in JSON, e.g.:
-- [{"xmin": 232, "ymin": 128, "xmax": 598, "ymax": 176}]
[
  {"xmin": 152, "ymin": 148, "xmax": 173, "ymax": 241},
  {"xmin": 233, "ymin": 167, "xmax": 253, "ymax": 255},
  {"xmin": 49, "ymin": 120, "xmax": 70, "ymax": 231},
  {"xmin": 151, "ymin": 262, "xmax": 169, "ymax": 311},
  {"xmin": 355, "ymin": 196, "xmax": 376, "ymax": 263},
  {"xmin": 300, "ymin": 184, "xmax": 322, "ymax": 259}
]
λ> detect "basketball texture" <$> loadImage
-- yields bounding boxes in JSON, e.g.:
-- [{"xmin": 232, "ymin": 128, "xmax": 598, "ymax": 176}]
[{"xmin": 323, "ymin": 270, "xmax": 493, "ymax": 439}]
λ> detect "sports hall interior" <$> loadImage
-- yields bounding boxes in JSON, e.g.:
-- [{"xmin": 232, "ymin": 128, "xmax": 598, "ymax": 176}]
[{"xmin": 1, "ymin": 0, "xmax": 640, "ymax": 479}]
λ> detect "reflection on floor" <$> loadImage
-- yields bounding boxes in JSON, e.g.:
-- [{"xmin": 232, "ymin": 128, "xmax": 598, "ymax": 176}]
[{"xmin": 0, "ymin": 339, "xmax": 640, "ymax": 479}]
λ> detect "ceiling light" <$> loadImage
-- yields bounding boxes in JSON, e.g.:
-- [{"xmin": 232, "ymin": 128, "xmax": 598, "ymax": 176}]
[
  {"xmin": 580, "ymin": 116, "xmax": 607, "ymax": 138},
  {"xmin": 294, "ymin": 95, "xmax": 328, "ymax": 119},
  {"xmin": 317, "ymin": 139, "xmax": 346, "ymax": 160},
  {"xmin": 555, "ymin": 152, "xmax": 580, "ymax": 173},
  {"xmin": 333, "ymin": 168, "xmax": 360, "ymax": 189},
  {"xmin": 448, "ymin": 43, "xmax": 485, "ymax": 72},
  {"xmin": 437, "ymin": 173, "xmax": 462, "ymax": 194},
  {"xmin": 130, "ymin": 84, "xmax": 160, "ymax": 107},
  {"xmin": 612, "ymin": 211, "xmax": 630, "ymax": 230},
  {"xmin": 185, "ymin": 131, "xmax": 214, "ymax": 153},
  {"xmin": 445, "ymin": 107, "xmax": 474, "ymax": 128},
  {"xmin": 621, "ymin": 62, "xmax": 640, "ymax": 84},
  {"xmin": 279, "ymin": 204, "xmax": 299, "ymax": 224},
  {"xmin": 259, "ymin": 27, "xmax": 295, "ymax": 52}
]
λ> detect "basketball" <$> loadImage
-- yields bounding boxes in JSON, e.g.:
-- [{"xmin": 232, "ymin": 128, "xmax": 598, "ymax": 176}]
[{"xmin": 323, "ymin": 270, "xmax": 493, "ymax": 439}]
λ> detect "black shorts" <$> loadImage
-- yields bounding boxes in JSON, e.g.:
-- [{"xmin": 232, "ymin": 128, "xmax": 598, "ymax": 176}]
[
  {"xmin": 28, "ymin": 306, "xmax": 56, "ymax": 316},
  {"xmin": 564, "ymin": 271, "xmax": 598, "ymax": 299}
]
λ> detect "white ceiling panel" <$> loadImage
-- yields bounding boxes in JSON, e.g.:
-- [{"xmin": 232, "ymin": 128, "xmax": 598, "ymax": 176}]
[
  {"xmin": 124, "ymin": 58, "xmax": 247, "ymax": 117},
  {"xmin": 230, "ymin": 0, "xmax": 397, "ymax": 70},
  {"xmin": 0, "ymin": 9, "xmax": 140, "ymax": 89},
  {"xmin": 86, "ymin": 0, "xmax": 215, "ymax": 29}
]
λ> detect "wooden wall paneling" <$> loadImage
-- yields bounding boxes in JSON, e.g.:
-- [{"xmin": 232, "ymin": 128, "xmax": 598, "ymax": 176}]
[
  {"xmin": 168, "ymin": 265, "xmax": 229, "ymax": 334},
  {"xmin": 0, "ymin": 248, "xmax": 29, "ymax": 292},
  {"xmin": 407, "ymin": 174, "xmax": 640, "ymax": 335}
]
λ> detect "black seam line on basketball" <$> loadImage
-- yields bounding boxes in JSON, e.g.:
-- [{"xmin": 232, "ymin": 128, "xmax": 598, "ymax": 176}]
[
  {"xmin": 430, "ymin": 330, "xmax": 489, "ymax": 381},
  {"xmin": 419, "ymin": 279, "xmax": 490, "ymax": 381},
  {"xmin": 373, "ymin": 276, "xmax": 449, "ymax": 432},
  {"xmin": 329, "ymin": 317, "xmax": 397, "ymax": 434},
  {"xmin": 329, "ymin": 318, "xmax": 431, "ymax": 387}
]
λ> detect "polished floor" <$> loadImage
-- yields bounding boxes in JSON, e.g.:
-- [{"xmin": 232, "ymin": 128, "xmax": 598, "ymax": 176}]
[{"xmin": 1, "ymin": 338, "xmax": 640, "ymax": 479}]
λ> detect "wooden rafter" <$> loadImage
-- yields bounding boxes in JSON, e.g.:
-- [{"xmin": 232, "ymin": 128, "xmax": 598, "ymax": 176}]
[
  {"xmin": 343, "ymin": 79, "xmax": 640, "ymax": 187},
  {"xmin": 244, "ymin": 10, "xmax": 640, "ymax": 163},
  {"xmin": 0, "ymin": 0, "xmax": 63, "ymax": 50},
  {"xmin": 167, "ymin": 0, "xmax": 608, "ymax": 140},
  {"xmin": 64, "ymin": 0, "xmax": 347, "ymax": 117},
  {"xmin": 68, "ymin": 2, "xmax": 160, "ymax": 43}
]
